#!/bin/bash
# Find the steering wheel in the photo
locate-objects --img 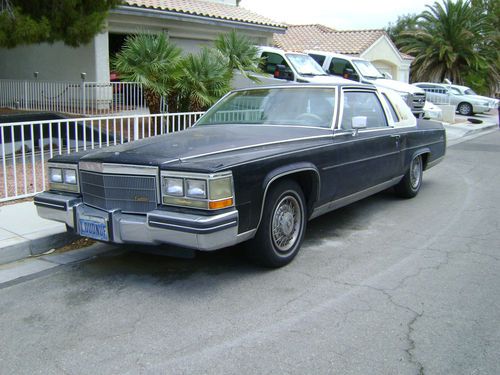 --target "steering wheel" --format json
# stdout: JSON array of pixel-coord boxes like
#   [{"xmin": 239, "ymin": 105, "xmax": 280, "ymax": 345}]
[{"xmin": 296, "ymin": 112, "xmax": 323, "ymax": 123}]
